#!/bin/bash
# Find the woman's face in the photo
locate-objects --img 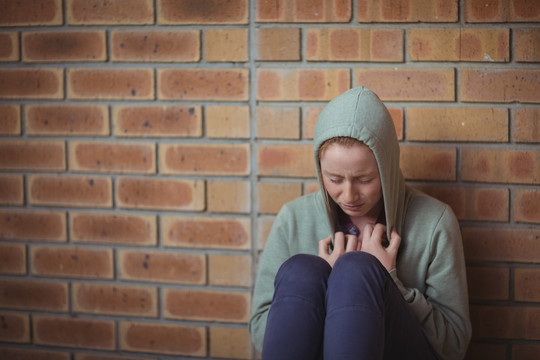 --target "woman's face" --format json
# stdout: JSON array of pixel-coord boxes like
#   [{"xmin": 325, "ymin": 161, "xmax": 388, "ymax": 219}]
[{"xmin": 320, "ymin": 142, "xmax": 383, "ymax": 222}]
